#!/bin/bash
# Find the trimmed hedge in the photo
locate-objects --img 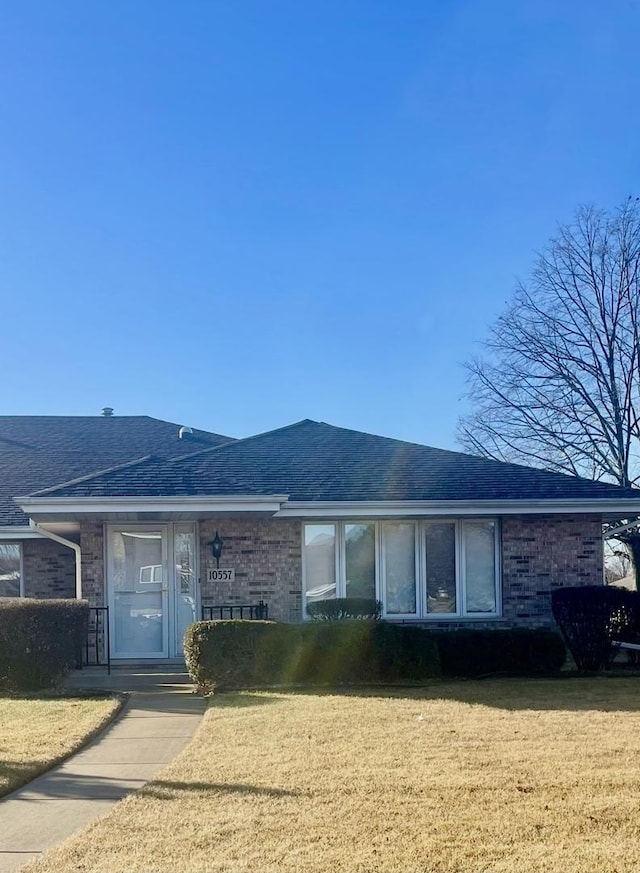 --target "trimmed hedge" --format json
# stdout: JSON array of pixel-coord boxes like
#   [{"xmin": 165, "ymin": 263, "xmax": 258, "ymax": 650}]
[
  {"xmin": 184, "ymin": 620, "xmax": 441, "ymax": 691},
  {"xmin": 435, "ymin": 628, "xmax": 566, "ymax": 677},
  {"xmin": 306, "ymin": 598, "xmax": 382, "ymax": 621},
  {"xmin": 184, "ymin": 621, "xmax": 566, "ymax": 691},
  {"xmin": 0, "ymin": 599, "xmax": 89, "ymax": 691}
]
